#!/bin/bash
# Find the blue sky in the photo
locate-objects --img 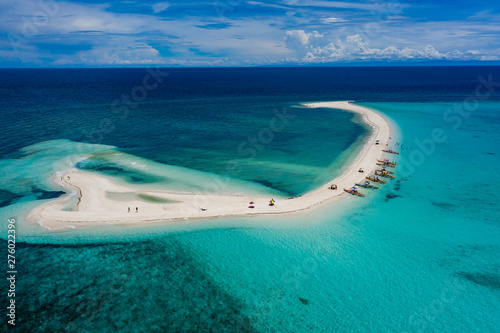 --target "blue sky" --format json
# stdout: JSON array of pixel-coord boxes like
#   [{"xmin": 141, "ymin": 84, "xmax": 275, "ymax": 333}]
[{"xmin": 0, "ymin": 0, "xmax": 499, "ymax": 67}]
